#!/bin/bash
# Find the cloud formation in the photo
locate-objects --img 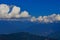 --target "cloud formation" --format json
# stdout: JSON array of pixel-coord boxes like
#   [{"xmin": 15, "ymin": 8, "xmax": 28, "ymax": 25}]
[
  {"xmin": 0, "ymin": 4, "xmax": 30, "ymax": 18},
  {"xmin": 9, "ymin": 6, "xmax": 20, "ymax": 18},
  {"xmin": 30, "ymin": 14, "xmax": 60, "ymax": 23},
  {"xmin": 37, "ymin": 14, "xmax": 60, "ymax": 23},
  {"xmin": 0, "ymin": 4, "xmax": 60, "ymax": 23},
  {"xmin": 31, "ymin": 16, "xmax": 37, "ymax": 22}
]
